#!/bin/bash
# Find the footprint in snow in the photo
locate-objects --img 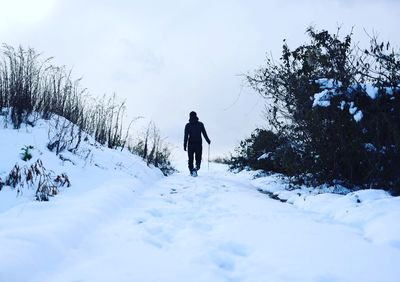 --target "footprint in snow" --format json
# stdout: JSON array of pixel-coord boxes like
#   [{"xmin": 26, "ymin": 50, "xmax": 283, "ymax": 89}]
[
  {"xmin": 192, "ymin": 221, "xmax": 213, "ymax": 232},
  {"xmin": 164, "ymin": 198, "xmax": 176, "ymax": 204},
  {"xmin": 143, "ymin": 236, "xmax": 164, "ymax": 249},
  {"xmin": 214, "ymin": 256, "xmax": 235, "ymax": 272},
  {"xmin": 209, "ymin": 241, "xmax": 250, "ymax": 276},
  {"xmin": 219, "ymin": 242, "xmax": 250, "ymax": 257},
  {"xmin": 142, "ymin": 225, "xmax": 173, "ymax": 249},
  {"xmin": 147, "ymin": 209, "xmax": 163, "ymax": 218},
  {"xmin": 136, "ymin": 219, "xmax": 145, "ymax": 225}
]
